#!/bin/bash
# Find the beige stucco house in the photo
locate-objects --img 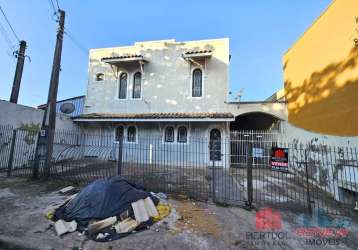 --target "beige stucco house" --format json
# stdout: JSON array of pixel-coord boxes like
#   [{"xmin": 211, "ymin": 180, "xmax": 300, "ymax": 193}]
[{"xmin": 73, "ymin": 38, "xmax": 235, "ymax": 165}]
